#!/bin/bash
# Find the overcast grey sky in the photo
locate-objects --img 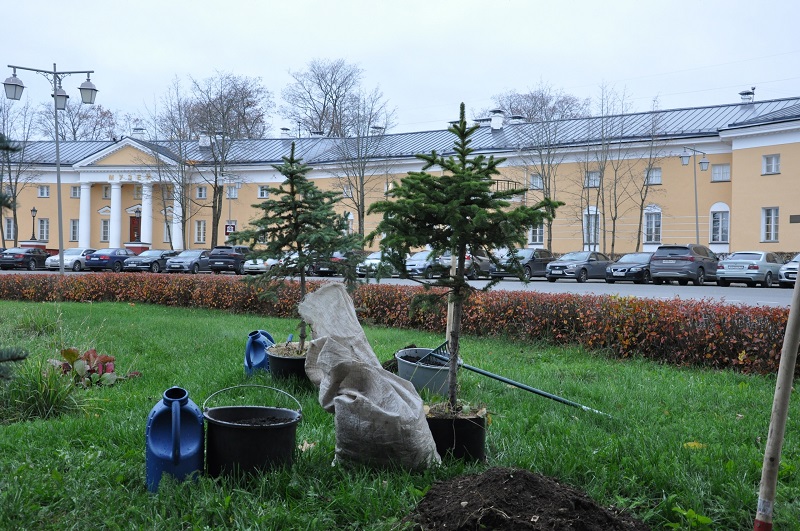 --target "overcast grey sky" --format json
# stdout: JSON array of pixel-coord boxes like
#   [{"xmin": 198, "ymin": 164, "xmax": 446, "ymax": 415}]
[{"xmin": 3, "ymin": 0, "xmax": 799, "ymax": 135}]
